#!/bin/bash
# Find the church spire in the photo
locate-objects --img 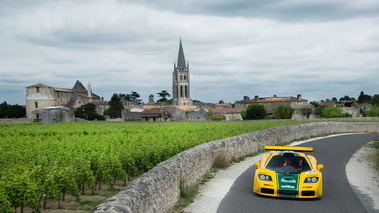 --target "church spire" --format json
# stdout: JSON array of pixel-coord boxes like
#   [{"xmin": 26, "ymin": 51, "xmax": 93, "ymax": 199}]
[{"xmin": 177, "ymin": 38, "xmax": 187, "ymax": 70}]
